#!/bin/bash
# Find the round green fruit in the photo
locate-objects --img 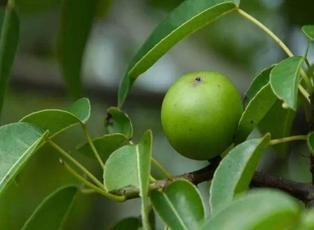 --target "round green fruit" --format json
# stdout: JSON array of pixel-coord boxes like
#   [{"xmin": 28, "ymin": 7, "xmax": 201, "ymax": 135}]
[{"xmin": 161, "ymin": 71, "xmax": 243, "ymax": 160}]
